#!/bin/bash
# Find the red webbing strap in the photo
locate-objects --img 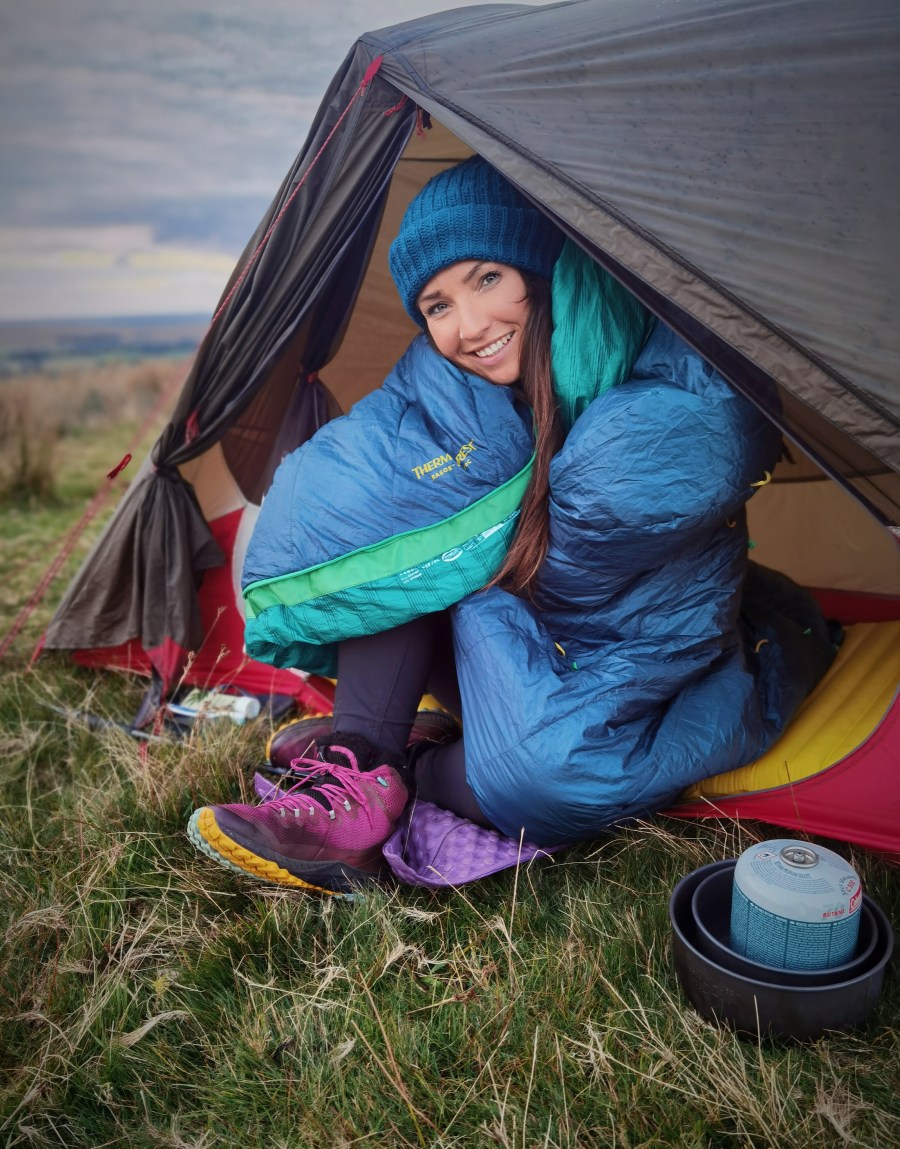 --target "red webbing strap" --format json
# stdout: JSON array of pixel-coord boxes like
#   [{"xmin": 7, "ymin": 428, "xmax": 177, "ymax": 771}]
[
  {"xmin": 209, "ymin": 55, "xmax": 384, "ymax": 329},
  {"xmin": 181, "ymin": 56, "xmax": 385, "ymax": 445}
]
